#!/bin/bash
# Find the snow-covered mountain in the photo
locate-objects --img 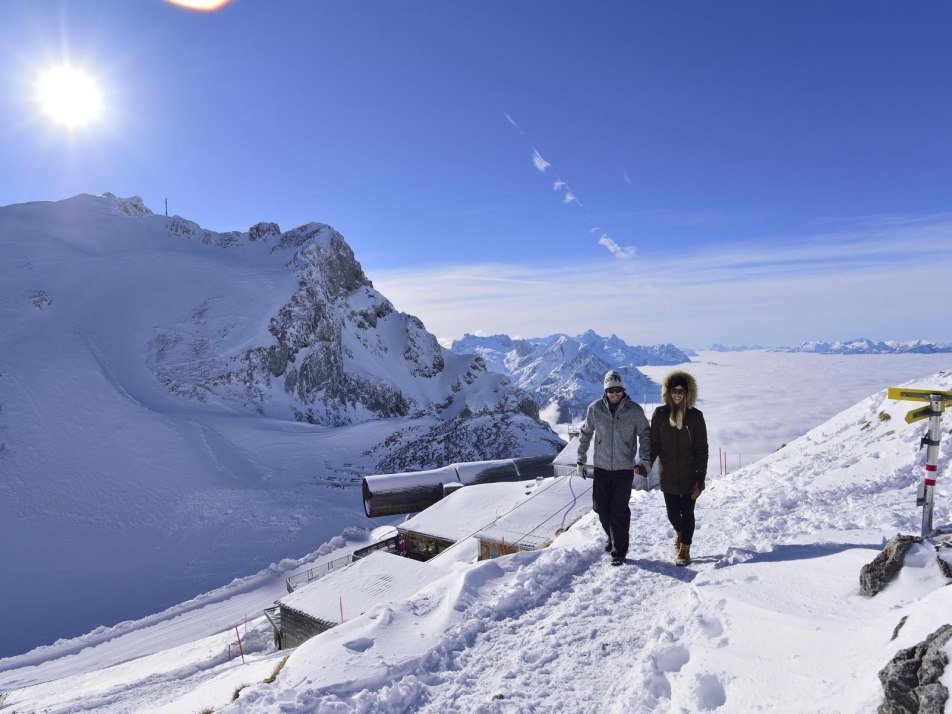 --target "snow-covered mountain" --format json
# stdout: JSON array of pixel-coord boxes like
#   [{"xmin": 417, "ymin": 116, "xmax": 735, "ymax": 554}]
[
  {"xmin": 0, "ymin": 193, "xmax": 560, "ymax": 658},
  {"xmin": 708, "ymin": 342, "xmax": 767, "ymax": 352},
  {"xmin": 710, "ymin": 339, "xmax": 952, "ymax": 354},
  {"xmin": 451, "ymin": 330, "xmax": 690, "ymax": 423},
  {"xmin": 3, "ymin": 369, "xmax": 950, "ymax": 712},
  {"xmin": 785, "ymin": 338, "xmax": 952, "ymax": 354}
]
